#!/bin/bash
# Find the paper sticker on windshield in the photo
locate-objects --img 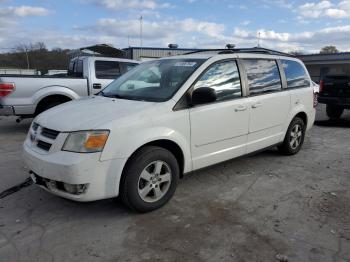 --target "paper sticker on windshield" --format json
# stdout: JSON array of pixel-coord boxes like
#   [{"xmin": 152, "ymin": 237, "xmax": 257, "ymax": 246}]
[{"xmin": 174, "ymin": 62, "xmax": 197, "ymax": 67}]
